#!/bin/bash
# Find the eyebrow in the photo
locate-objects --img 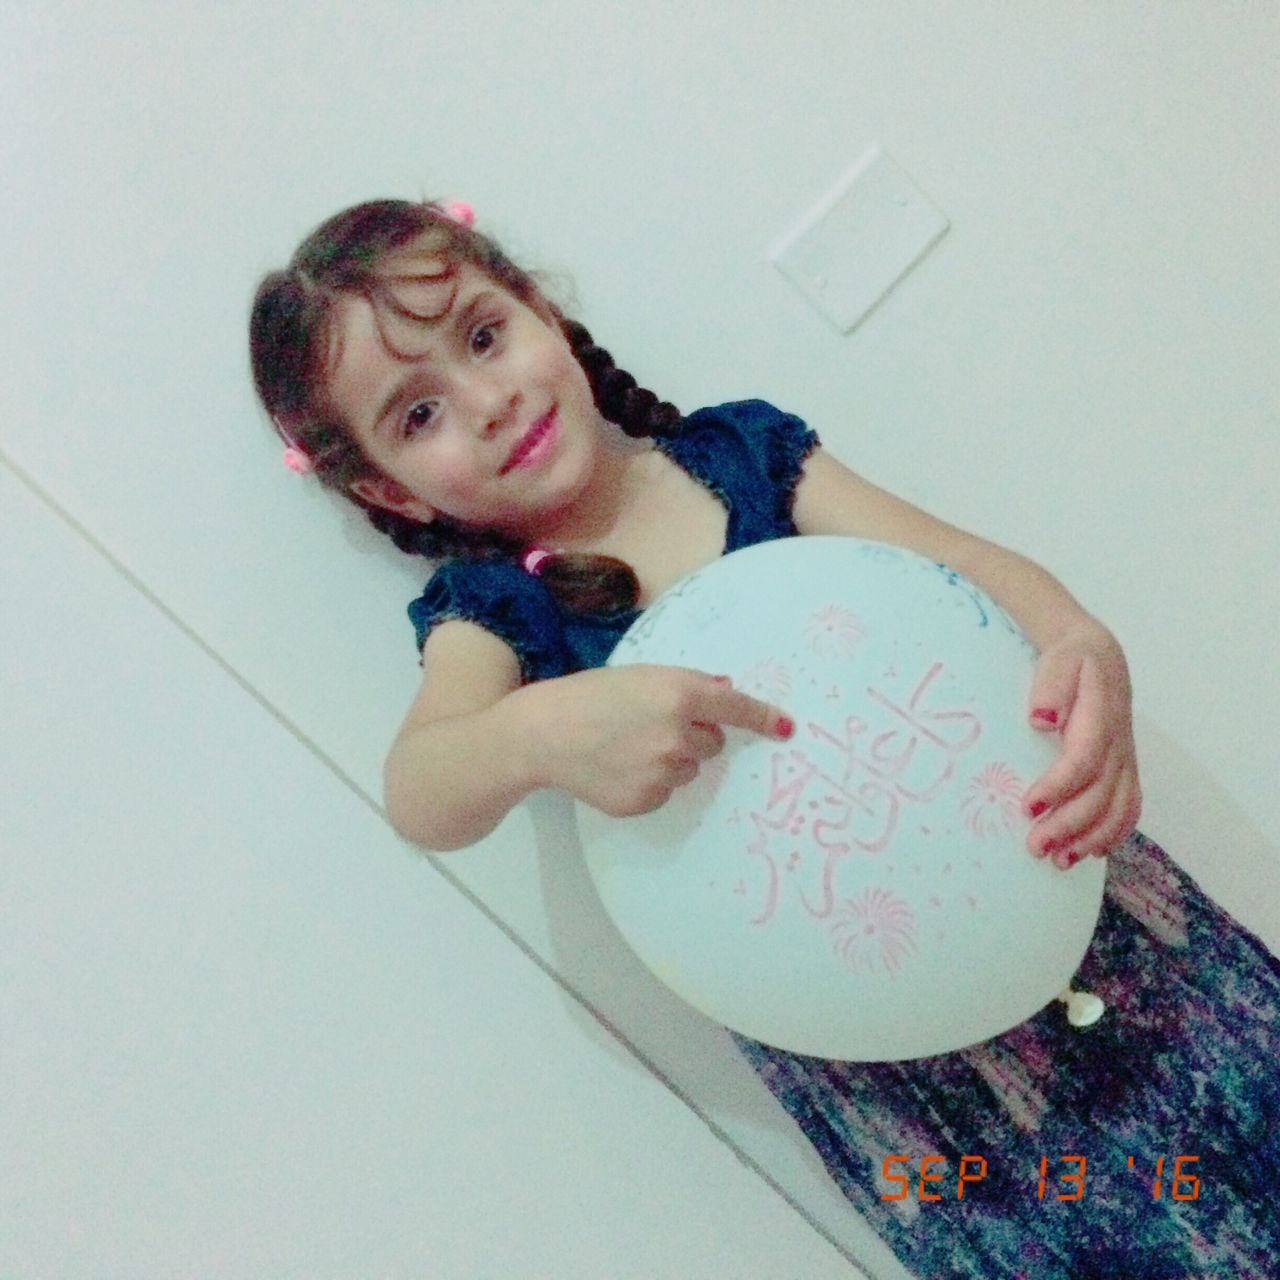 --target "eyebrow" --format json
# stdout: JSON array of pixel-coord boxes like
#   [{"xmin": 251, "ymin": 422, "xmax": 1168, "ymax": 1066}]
[{"xmin": 371, "ymin": 289, "xmax": 501, "ymax": 441}]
